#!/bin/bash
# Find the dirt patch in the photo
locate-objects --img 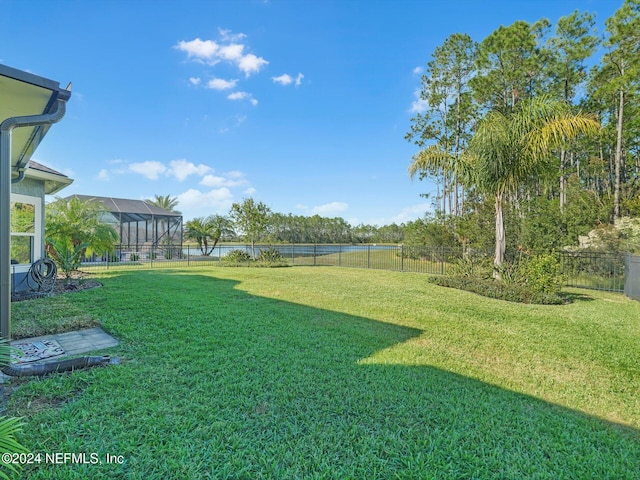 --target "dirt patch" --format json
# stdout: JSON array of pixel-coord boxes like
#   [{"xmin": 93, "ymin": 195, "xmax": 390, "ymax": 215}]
[{"xmin": 51, "ymin": 277, "xmax": 103, "ymax": 296}]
